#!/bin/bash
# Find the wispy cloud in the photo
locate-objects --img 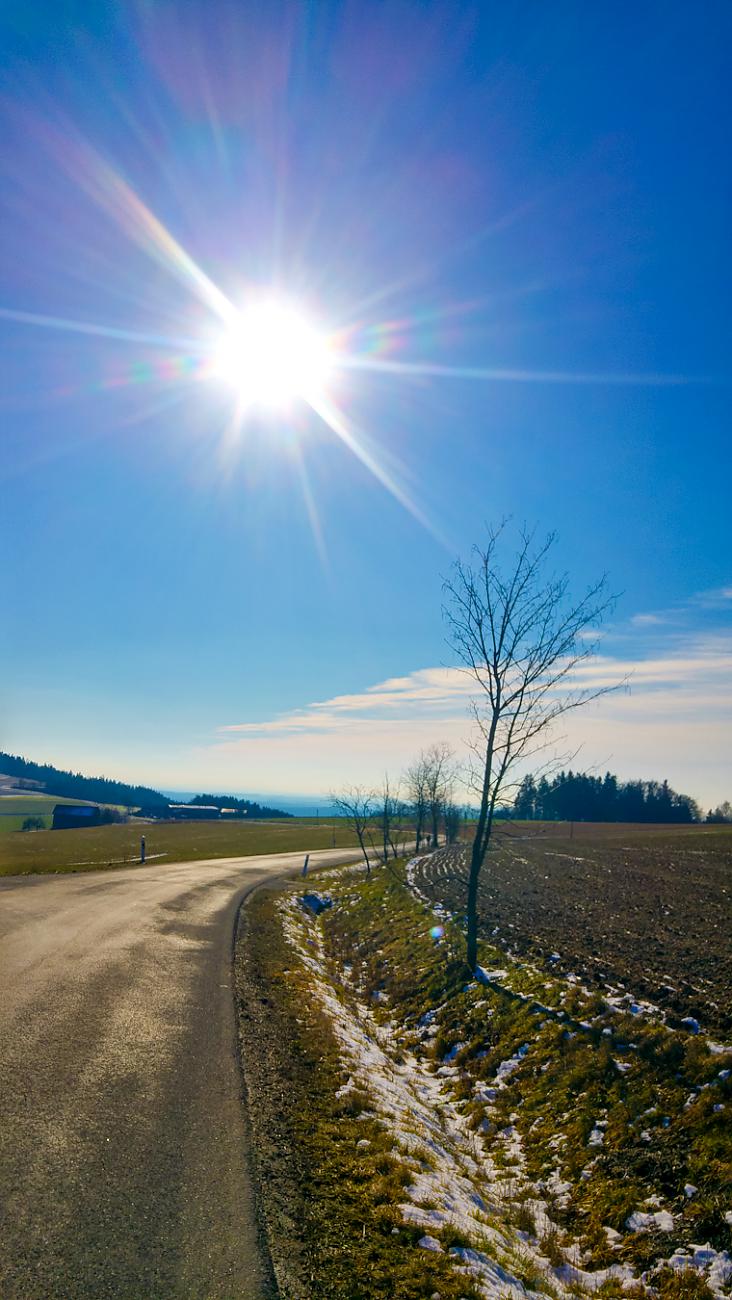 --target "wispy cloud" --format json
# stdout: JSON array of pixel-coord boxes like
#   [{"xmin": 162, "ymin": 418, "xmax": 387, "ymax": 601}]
[
  {"xmin": 219, "ymin": 639, "xmax": 732, "ymax": 739},
  {"xmin": 205, "ymin": 631, "xmax": 732, "ymax": 804},
  {"xmin": 694, "ymin": 585, "xmax": 732, "ymax": 610},
  {"xmin": 568, "ymin": 642, "xmax": 732, "ymax": 691},
  {"xmin": 630, "ymin": 612, "xmax": 671, "ymax": 627},
  {"xmin": 218, "ymin": 666, "xmax": 474, "ymax": 736},
  {"xmin": 627, "ymin": 584, "xmax": 732, "ymax": 630}
]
